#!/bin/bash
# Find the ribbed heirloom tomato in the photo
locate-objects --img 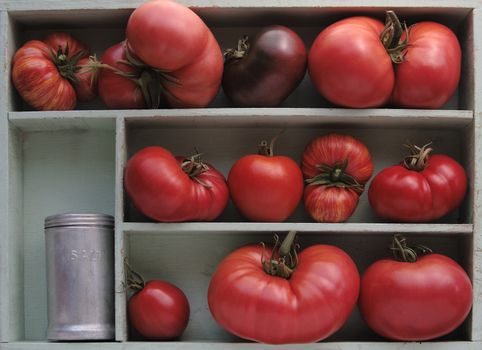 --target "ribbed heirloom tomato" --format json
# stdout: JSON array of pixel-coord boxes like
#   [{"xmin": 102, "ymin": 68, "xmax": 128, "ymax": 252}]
[
  {"xmin": 98, "ymin": 0, "xmax": 223, "ymax": 109},
  {"xmin": 12, "ymin": 32, "xmax": 97, "ymax": 110},
  {"xmin": 208, "ymin": 231, "xmax": 360, "ymax": 344},
  {"xmin": 368, "ymin": 143, "xmax": 467, "ymax": 222},
  {"xmin": 309, "ymin": 11, "xmax": 461, "ymax": 108},
  {"xmin": 360, "ymin": 235, "xmax": 472, "ymax": 341},
  {"xmin": 124, "ymin": 146, "xmax": 229, "ymax": 222},
  {"xmin": 301, "ymin": 134, "xmax": 373, "ymax": 222}
]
